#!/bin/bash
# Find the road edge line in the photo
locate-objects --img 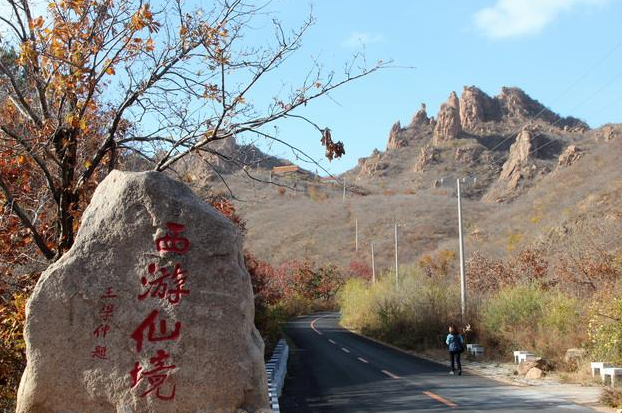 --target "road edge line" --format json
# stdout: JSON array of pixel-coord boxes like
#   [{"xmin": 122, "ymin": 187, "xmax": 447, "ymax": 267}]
[{"xmin": 310, "ymin": 313, "xmax": 334, "ymax": 336}]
